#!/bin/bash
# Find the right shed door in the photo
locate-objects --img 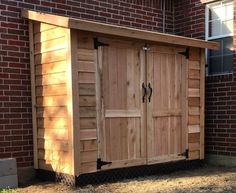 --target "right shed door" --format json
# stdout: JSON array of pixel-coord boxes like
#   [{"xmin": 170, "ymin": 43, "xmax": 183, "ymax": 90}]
[{"xmin": 146, "ymin": 46, "xmax": 188, "ymax": 164}]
